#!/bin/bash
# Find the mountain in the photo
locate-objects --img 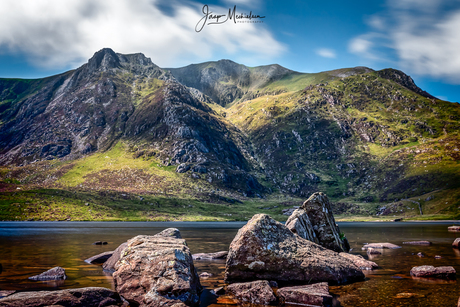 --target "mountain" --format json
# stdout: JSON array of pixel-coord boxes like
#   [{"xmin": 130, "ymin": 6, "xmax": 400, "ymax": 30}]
[{"xmin": 0, "ymin": 48, "xmax": 459, "ymax": 222}]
